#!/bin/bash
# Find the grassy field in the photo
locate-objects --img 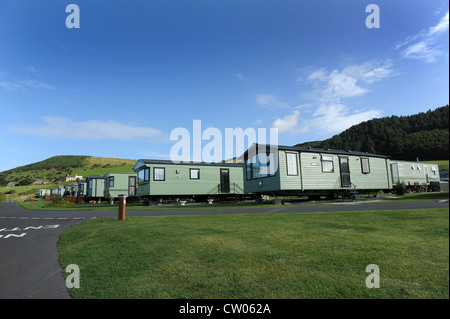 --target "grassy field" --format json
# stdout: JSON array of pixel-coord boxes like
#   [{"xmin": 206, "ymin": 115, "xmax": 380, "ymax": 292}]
[
  {"xmin": 0, "ymin": 155, "xmax": 135, "ymax": 189},
  {"xmin": 58, "ymin": 208, "xmax": 449, "ymax": 299},
  {"xmin": 0, "ymin": 184, "xmax": 59, "ymax": 203}
]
